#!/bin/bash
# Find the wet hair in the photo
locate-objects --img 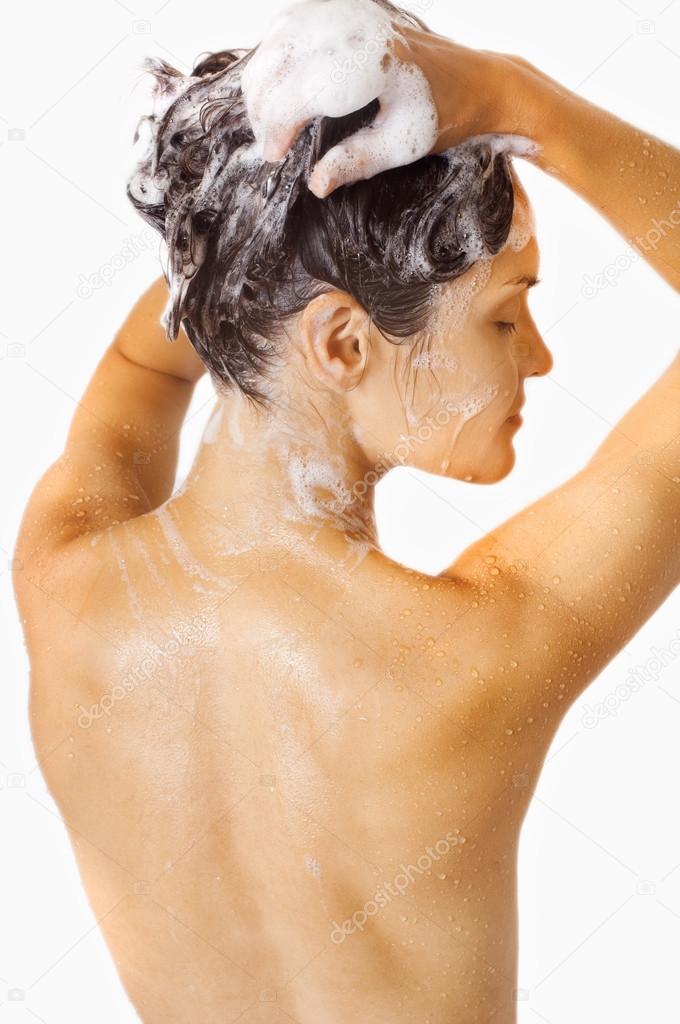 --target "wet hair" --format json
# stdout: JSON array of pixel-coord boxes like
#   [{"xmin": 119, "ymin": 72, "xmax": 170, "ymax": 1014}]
[{"xmin": 126, "ymin": 0, "xmax": 516, "ymax": 403}]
